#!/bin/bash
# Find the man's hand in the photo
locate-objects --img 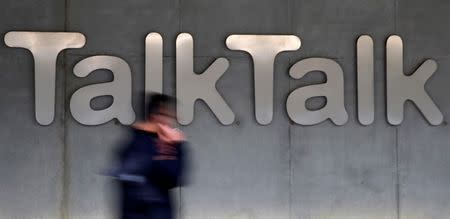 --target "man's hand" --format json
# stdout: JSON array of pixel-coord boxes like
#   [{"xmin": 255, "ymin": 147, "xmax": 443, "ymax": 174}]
[{"xmin": 158, "ymin": 124, "xmax": 185, "ymax": 143}]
